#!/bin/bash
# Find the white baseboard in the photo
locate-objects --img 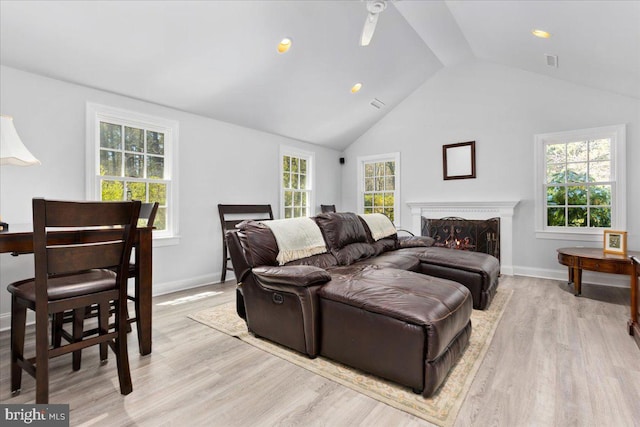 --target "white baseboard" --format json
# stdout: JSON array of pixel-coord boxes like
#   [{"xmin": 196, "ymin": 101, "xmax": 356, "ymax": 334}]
[
  {"xmin": 512, "ymin": 265, "xmax": 630, "ymax": 288},
  {"xmin": 0, "ymin": 270, "xmax": 236, "ymax": 332}
]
